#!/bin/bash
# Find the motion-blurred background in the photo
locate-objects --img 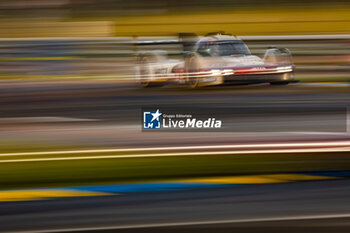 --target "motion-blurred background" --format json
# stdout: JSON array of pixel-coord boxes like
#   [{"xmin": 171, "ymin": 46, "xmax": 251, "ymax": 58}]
[{"xmin": 0, "ymin": 0, "xmax": 349, "ymax": 81}]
